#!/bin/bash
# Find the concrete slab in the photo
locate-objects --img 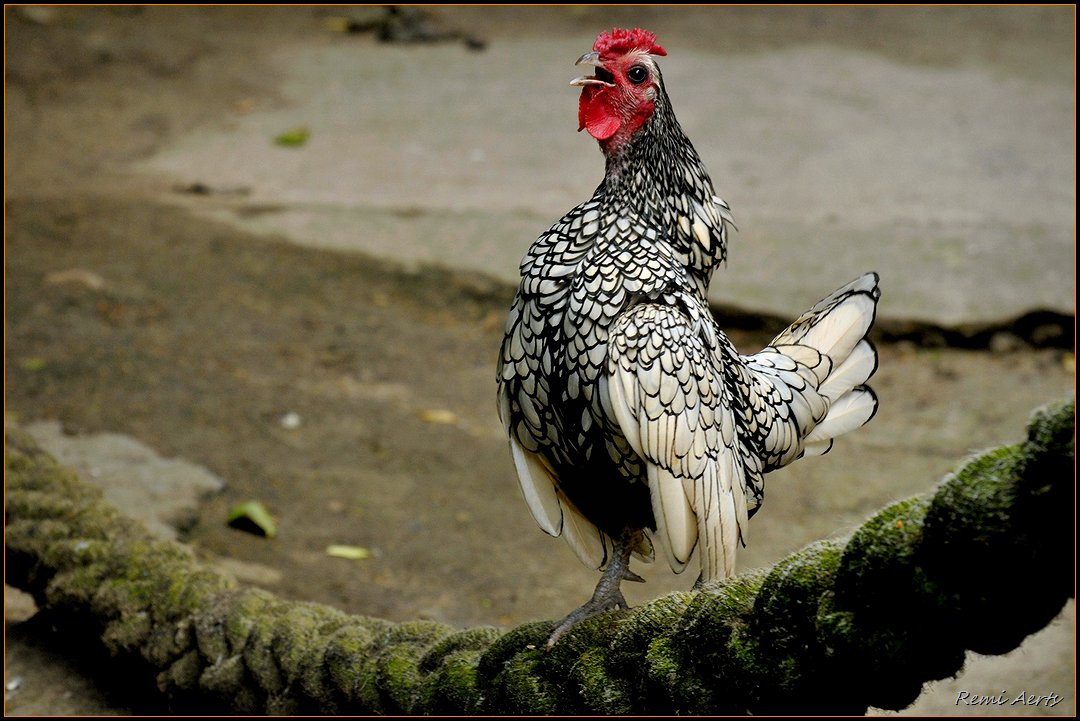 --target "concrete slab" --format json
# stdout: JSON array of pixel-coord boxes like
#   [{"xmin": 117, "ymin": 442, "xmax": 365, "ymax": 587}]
[{"xmin": 135, "ymin": 24, "xmax": 1073, "ymax": 326}]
